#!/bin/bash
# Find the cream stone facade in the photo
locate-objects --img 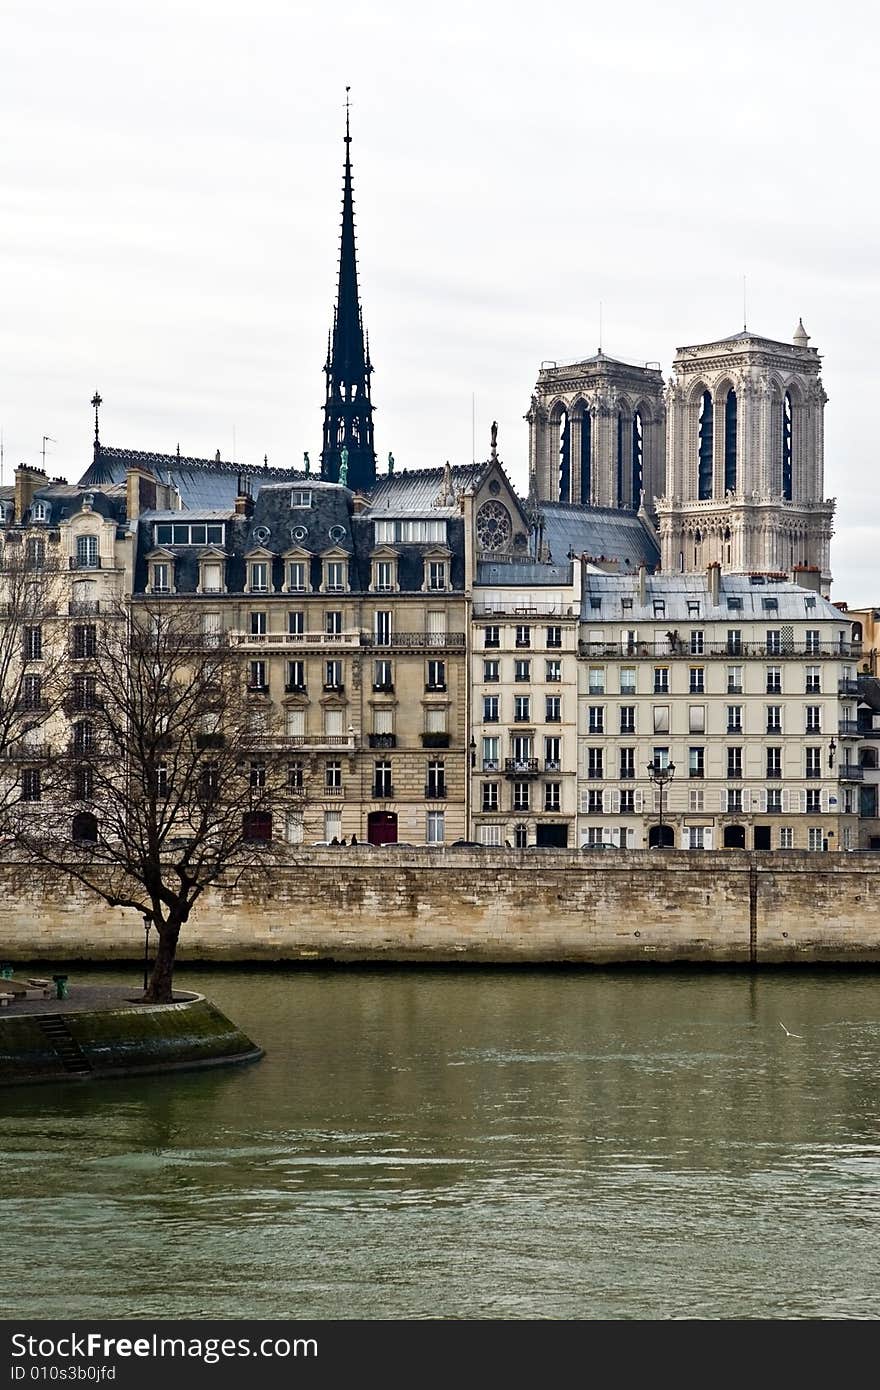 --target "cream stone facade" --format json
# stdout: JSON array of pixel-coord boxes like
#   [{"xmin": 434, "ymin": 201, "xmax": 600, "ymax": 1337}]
[
  {"xmin": 657, "ymin": 324, "xmax": 834, "ymax": 592},
  {"xmin": 575, "ymin": 566, "xmax": 861, "ymax": 852}
]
